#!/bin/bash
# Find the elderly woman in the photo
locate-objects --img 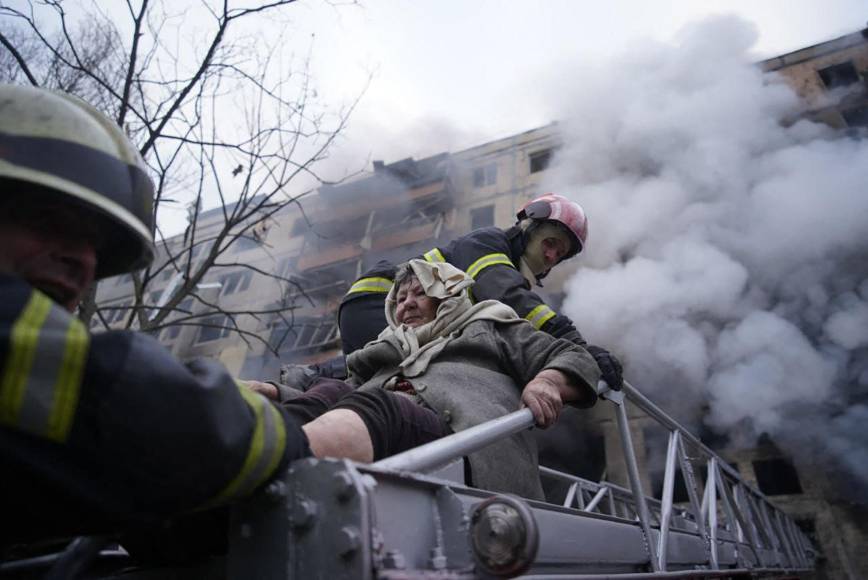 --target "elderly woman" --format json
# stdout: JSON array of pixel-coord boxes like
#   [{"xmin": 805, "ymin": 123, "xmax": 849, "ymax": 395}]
[{"xmin": 257, "ymin": 259, "xmax": 600, "ymax": 499}]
